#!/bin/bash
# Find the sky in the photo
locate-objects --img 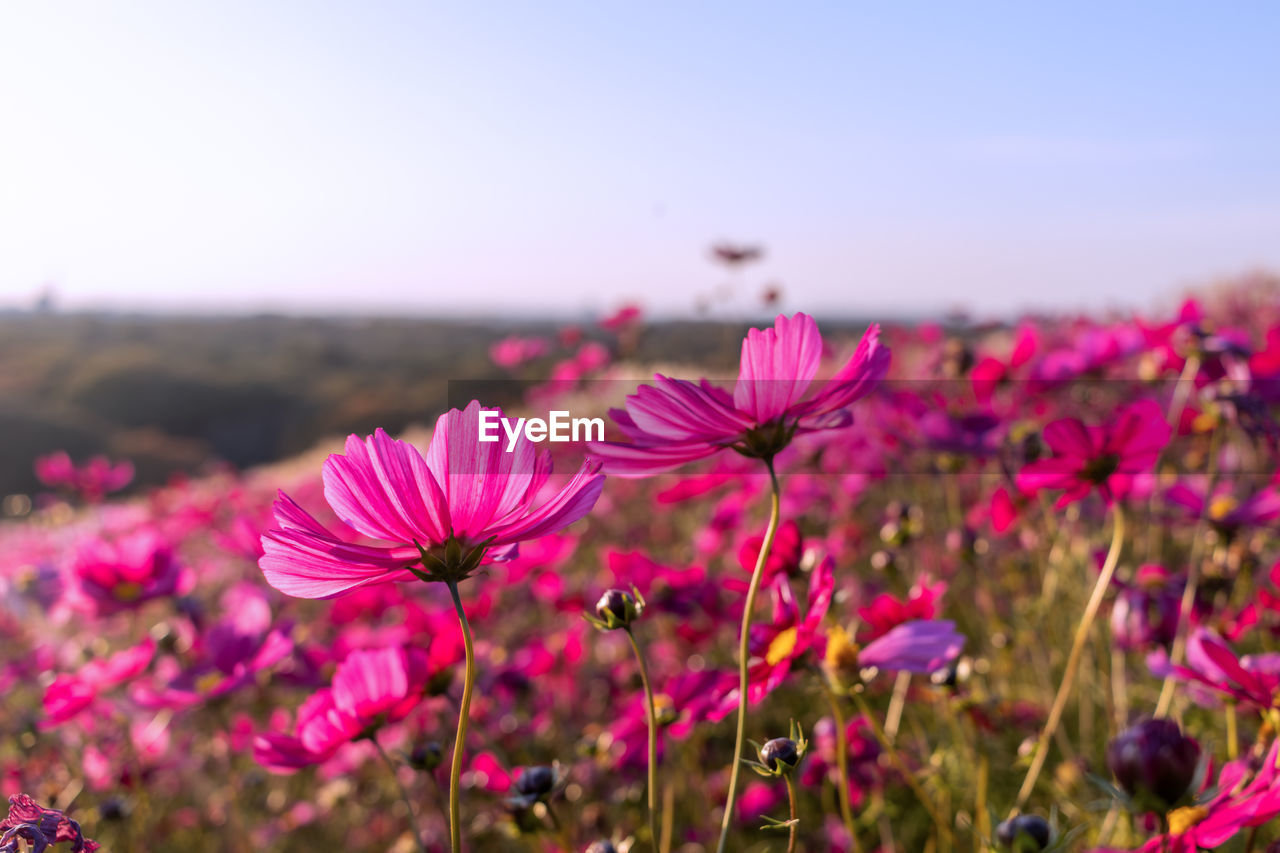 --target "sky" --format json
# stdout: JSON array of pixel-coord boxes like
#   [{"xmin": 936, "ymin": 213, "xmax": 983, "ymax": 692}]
[{"xmin": 1, "ymin": 2, "xmax": 1278, "ymax": 319}]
